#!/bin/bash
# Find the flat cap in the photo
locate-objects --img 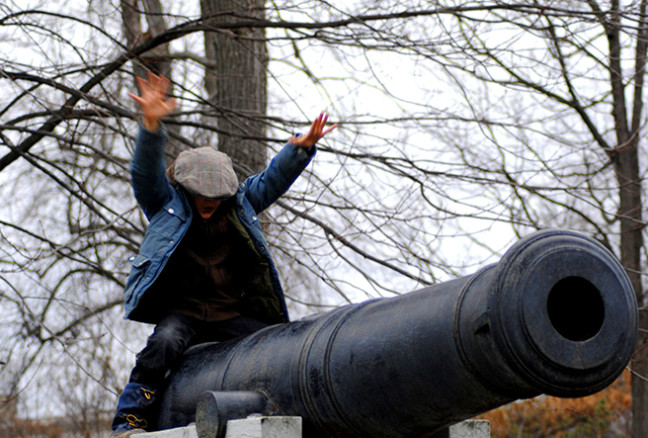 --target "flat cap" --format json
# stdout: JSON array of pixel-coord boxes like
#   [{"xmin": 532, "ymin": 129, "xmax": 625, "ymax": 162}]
[{"xmin": 174, "ymin": 147, "xmax": 238, "ymax": 200}]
